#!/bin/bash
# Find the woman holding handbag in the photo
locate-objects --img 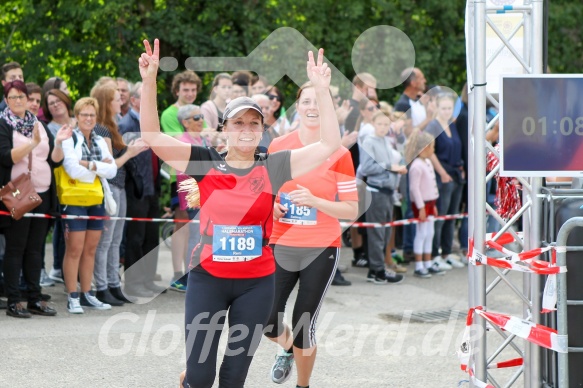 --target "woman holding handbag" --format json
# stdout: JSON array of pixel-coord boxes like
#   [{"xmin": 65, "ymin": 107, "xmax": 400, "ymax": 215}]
[
  {"xmin": 0, "ymin": 80, "xmax": 72, "ymax": 318},
  {"xmin": 60, "ymin": 97, "xmax": 117, "ymax": 314}
]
